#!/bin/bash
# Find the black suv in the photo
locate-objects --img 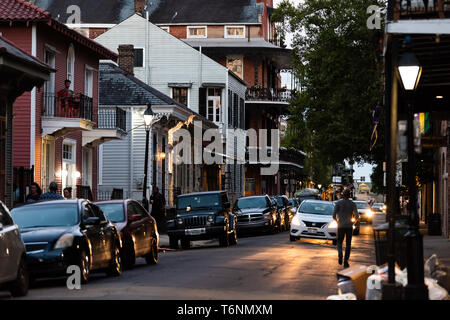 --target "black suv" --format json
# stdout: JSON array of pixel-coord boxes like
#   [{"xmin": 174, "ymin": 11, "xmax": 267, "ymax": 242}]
[{"xmin": 166, "ymin": 191, "xmax": 238, "ymax": 250}]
